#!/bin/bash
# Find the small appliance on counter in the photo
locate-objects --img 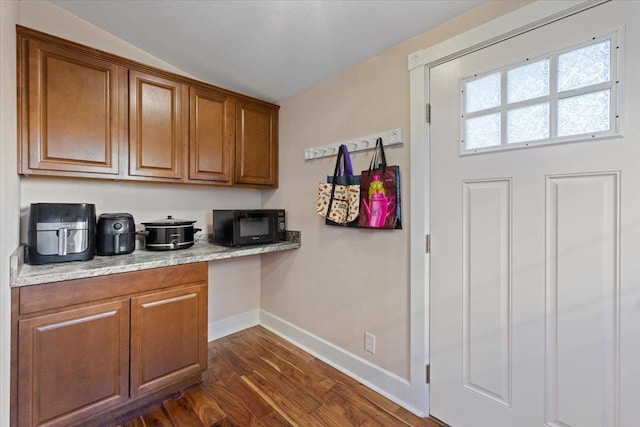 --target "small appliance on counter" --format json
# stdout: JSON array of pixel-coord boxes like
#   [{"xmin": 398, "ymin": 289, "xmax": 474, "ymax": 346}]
[
  {"xmin": 96, "ymin": 213, "xmax": 136, "ymax": 256},
  {"xmin": 26, "ymin": 203, "xmax": 96, "ymax": 265},
  {"xmin": 140, "ymin": 216, "xmax": 201, "ymax": 251},
  {"xmin": 212, "ymin": 209, "xmax": 285, "ymax": 247}
]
